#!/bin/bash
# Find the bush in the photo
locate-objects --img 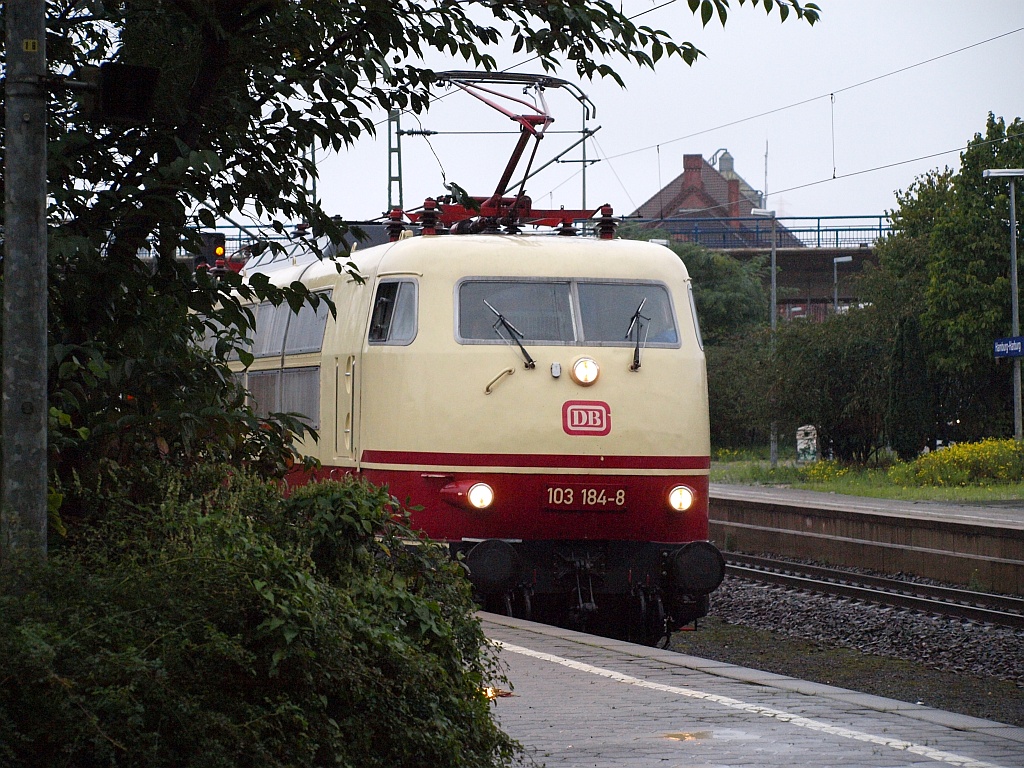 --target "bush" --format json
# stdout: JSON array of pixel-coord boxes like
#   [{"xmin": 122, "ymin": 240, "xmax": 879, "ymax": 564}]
[
  {"xmin": 0, "ymin": 466, "xmax": 520, "ymax": 768},
  {"xmin": 799, "ymin": 459, "xmax": 851, "ymax": 483},
  {"xmin": 887, "ymin": 438, "xmax": 1024, "ymax": 487}
]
